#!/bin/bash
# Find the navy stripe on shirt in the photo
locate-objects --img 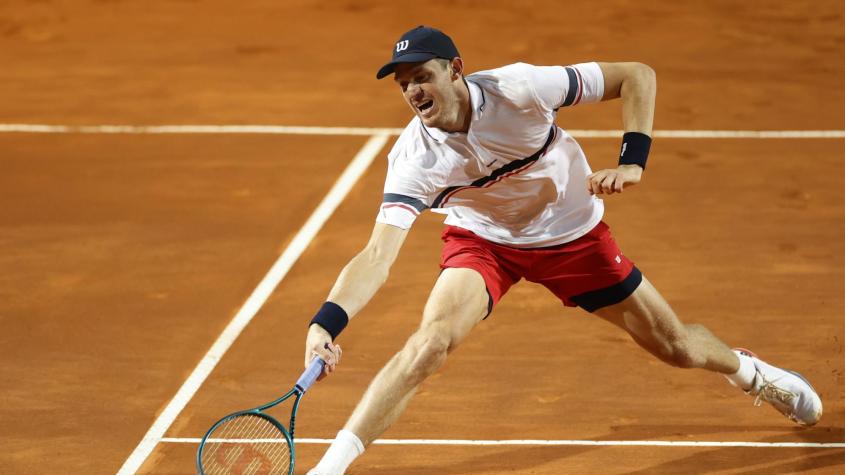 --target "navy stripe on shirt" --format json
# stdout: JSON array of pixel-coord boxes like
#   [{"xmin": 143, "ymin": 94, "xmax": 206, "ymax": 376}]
[
  {"xmin": 431, "ymin": 125, "xmax": 557, "ymax": 209},
  {"xmin": 383, "ymin": 193, "xmax": 428, "ymax": 212},
  {"xmin": 561, "ymin": 67, "xmax": 580, "ymax": 107}
]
